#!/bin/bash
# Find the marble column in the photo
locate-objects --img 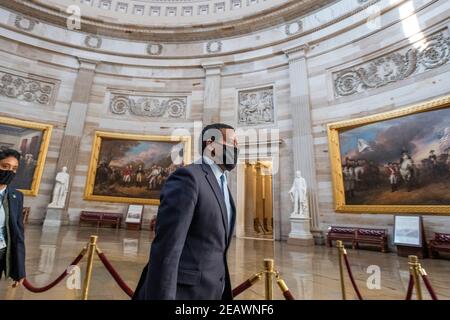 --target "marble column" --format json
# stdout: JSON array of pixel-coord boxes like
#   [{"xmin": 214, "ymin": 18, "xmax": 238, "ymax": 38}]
[
  {"xmin": 44, "ymin": 58, "xmax": 98, "ymax": 227},
  {"xmin": 202, "ymin": 62, "xmax": 223, "ymax": 124},
  {"xmin": 283, "ymin": 45, "xmax": 323, "ymax": 243}
]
